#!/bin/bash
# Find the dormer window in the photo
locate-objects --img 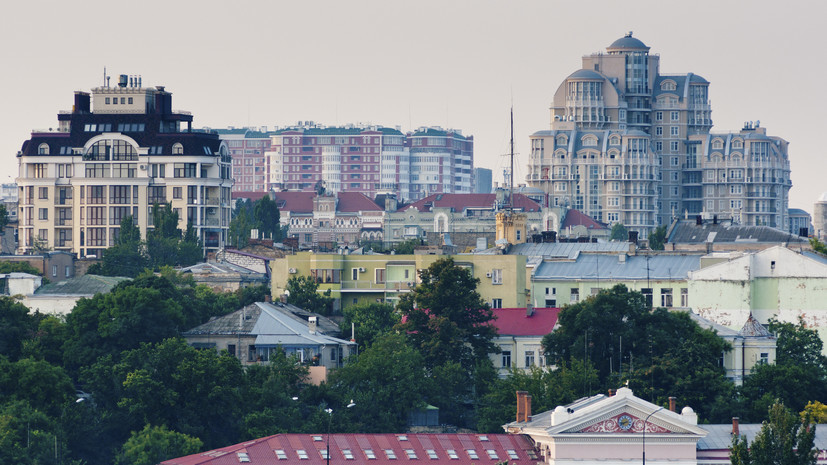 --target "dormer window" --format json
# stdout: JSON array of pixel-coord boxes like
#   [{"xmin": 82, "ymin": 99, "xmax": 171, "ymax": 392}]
[
  {"xmin": 712, "ymin": 139, "xmax": 724, "ymax": 150},
  {"xmin": 172, "ymin": 143, "xmax": 184, "ymax": 155},
  {"xmin": 660, "ymin": 80, "xmax": 677, "ymax": 91},
  {"xmin": 38, "ymin": 143, "xmax": 49, "ymax": 155}
]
